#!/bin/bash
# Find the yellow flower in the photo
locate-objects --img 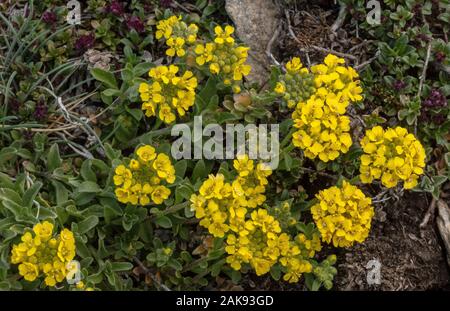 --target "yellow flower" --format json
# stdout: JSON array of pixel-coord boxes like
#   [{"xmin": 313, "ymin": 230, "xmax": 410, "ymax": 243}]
[
  {"xmin": 155, "ymin": 16, "xmax": 198, "ymax": 57},
  {"xmin": 214, "ymin": 25, "xmax": 235, "ymax": 44},
  {"xmin": 311, "ymin": 181, "xmax": 374, "ymax": 247},
  {"xmin": 136, "ymin": 145, "xmax": 156, "ymax": 162},
  {"xmin": 359, "ymin": 126, "xmax": 425, "ymax": 189},
  {"xmin": 18, "ymin": 262, "xmax": 39, "ymax": 281},
  {"xmin": 286, "ymin": 57, "xmax": 303, "ymax": 74},
  {"xmin": 166, "ymin": 37, "xmax": 186, "ymax": 57},
  {"xmin": 275, "ymin": 56, "xmax": 316, "ymax": 108},
  {"xmin": 292, "ymin": 90, "xmax": 352, "ymax": 162},
  {"xmin": 114, "ymin": 145, "xmax": 175, "ymax": 206},
  {"xmin": 11, "ymin": 222, "xmax": 77, "ymax": 287},
  {"xmin": 140, "ymin": 65, "xmax": 197, "ymax": 124},
  {"xmin": 274, "ymin": 82, "xmax": 286, "ymax": 94},
  {"xmin": 113, "ymin": 165, "xmax": 132, "ymax": 186},
  {"xmin": 33, "ymin": 221, "xmax": 53, "ymax": 241},
  {"xmin": 43, "ymin": 261, "xmax": 66, "ymax": 286},
  {"xmin": 233, "ymin": 154, "xmax": 254, "ymax": 177},
  {"xmin": 129, "ymin": 159, "xmax": 140, "ymax": 170},
  {"xmin": 153, "ymin": 153, "xmax": 176, "ymax": 183},
  {"xmin": 151, "ymin": 185, "xmax": 171, "ymax": 204},
  {"xmin": 194, "ymin": 43, "xmax": 214, "ymax": 65},
  {"xmin": 209, "ymin": 63, "xmax": 220, "ymax": 74},
  {"xmin": 193, "ymin": 23, "xmax": 250, "ymax": 93},
  {"xmin": 57, "ymin": 240, "xmax": 76, "ymax": 262},
  {"xmin": 324, "ymin": 54, "xmax": 345, "ymax": 68},
  {"xmin": 76, "ymin": 281, "xmax": 85, "ymax": 289}
]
